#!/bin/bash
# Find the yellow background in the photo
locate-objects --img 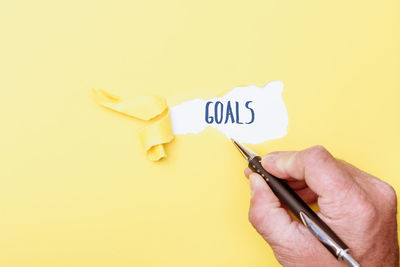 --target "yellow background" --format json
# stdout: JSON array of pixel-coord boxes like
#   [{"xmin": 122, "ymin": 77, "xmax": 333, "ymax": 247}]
[{"xmin": 1, "ymin": 1, "xmax": 399, "ymax": 266}]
